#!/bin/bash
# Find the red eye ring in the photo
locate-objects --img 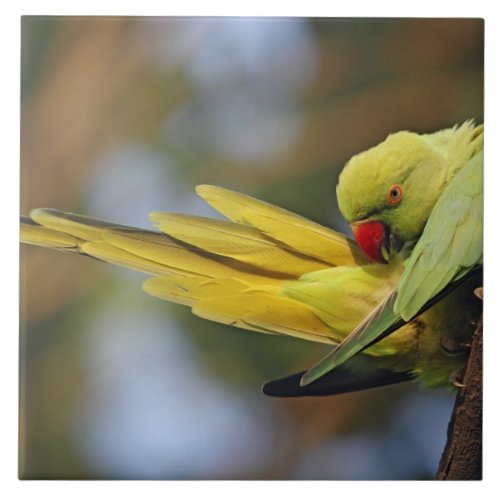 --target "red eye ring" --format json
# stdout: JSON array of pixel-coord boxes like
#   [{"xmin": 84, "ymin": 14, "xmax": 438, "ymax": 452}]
[{"xmin": 387, "ymin": 184, "xmax": 403, "ymax": 205}]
